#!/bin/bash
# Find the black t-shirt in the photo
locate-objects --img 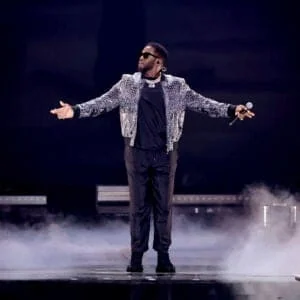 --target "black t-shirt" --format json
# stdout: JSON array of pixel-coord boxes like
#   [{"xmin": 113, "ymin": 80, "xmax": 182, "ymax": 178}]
[{"xmin": 134, "ymin": 81, "xmax": 167, "ymax": 150}]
